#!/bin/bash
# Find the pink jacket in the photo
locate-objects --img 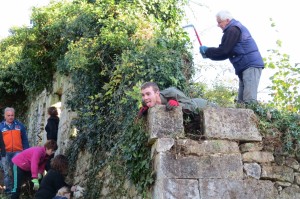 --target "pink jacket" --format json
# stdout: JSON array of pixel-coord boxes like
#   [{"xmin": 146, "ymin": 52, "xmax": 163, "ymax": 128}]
[{"xmin": 12, "ymin": 146, "xmax": 49, "ymax": 179}]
